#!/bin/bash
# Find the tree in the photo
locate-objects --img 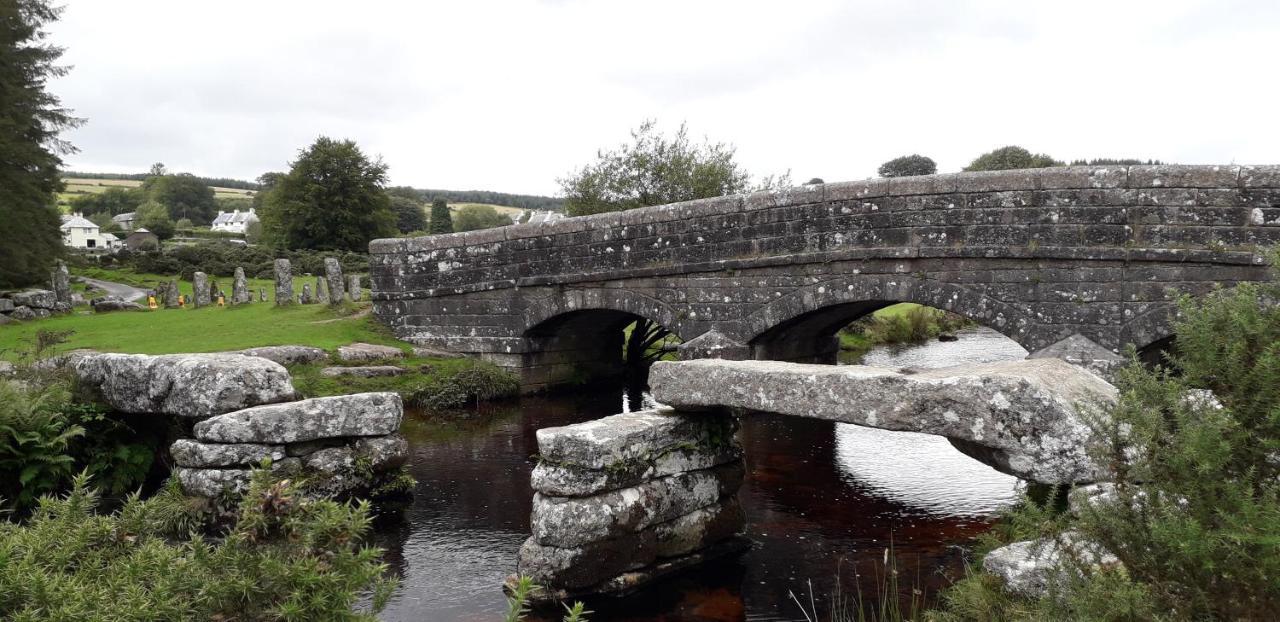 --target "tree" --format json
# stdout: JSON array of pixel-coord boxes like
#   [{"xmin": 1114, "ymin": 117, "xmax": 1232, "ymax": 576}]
[
  {"xmin": 452, "ymin": 204, "xmax": 510, "ymax": 232},
  {"xmin": 136, "ymin": 200, "xmax": 174, "ymax": 240},
  {"xmin": 878, "ymin": 154, "xmax": 937, "ymax": 177},
  {"xmin": 0, "ymin": 0, "xmax": 80, "ymax": 289},
  {"xmin": 963, "ymin": 146, "xmax": 1062, "ymax": 172},
  {"xmin": 258, "ymin": 137, "xmax": 397, "ymax": 252},
  {"xmin": 148, "ymin": 162, "xmax": 166, "ymax": 176},
  {"xmin": 559, "ymin": 120, "xmax": 753, "ymax": 217},
  {"xmin": 390, "ymin": 195, "xmax": 427, "ymax": 233},
  {"xmin": 143, "ymin": 174, "xmax": 218, "ymax": 224},
  {"xmin": 428, "ymin": 198, "xmax": 453, "ymax": 234},
  {"xmin": 68, "ymin": 186, "xmax": 143, "ymax": 217}
]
